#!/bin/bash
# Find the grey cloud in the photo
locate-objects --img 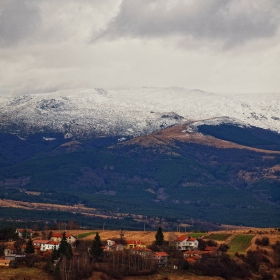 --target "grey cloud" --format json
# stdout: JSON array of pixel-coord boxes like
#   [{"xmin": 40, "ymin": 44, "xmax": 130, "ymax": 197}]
[
  {"xmin": 0, "ymin": 0, "xmax": 41, "ymax": 47},
  {"xmin": 94, "ymin": 0, "xmax": 280, "ymax": 47}
]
